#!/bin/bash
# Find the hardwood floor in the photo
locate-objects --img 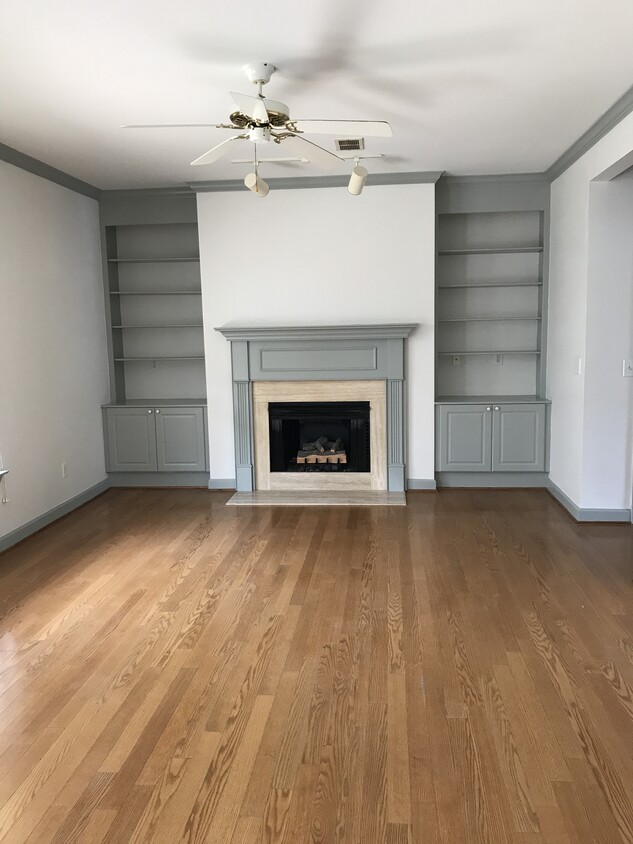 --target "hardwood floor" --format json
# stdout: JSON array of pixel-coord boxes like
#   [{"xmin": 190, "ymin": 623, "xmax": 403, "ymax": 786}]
[{"xmin": 0, "ymin": 489, "xmax": 632, "ymax": 843}]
